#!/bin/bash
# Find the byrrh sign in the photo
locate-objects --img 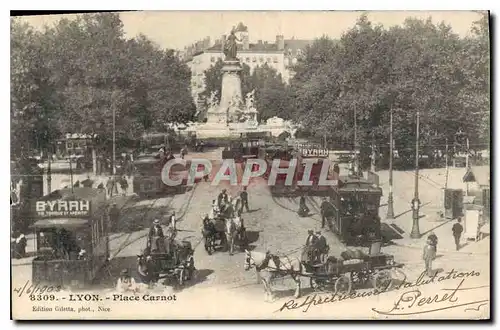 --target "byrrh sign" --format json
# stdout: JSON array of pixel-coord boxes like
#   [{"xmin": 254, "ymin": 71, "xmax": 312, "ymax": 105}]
[{"xmin": 35, "ymin": 200, "xmax": 91, "ymax": 218}]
